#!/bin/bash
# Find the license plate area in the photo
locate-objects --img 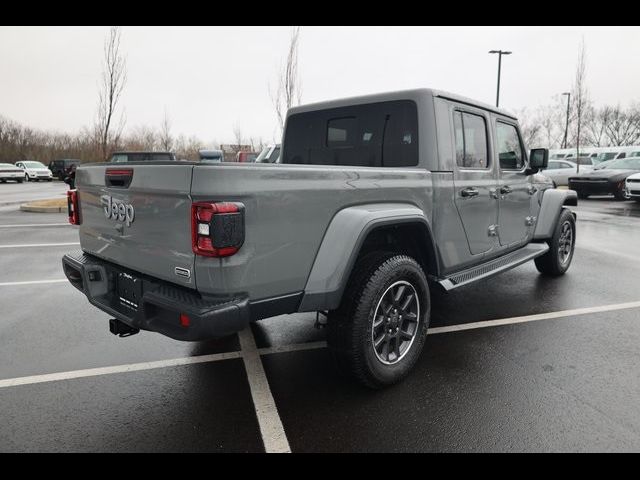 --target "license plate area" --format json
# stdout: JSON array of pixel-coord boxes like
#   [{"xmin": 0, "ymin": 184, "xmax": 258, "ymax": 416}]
[{"xmin": 117, "ymin": 272, "xmax": 143, "ymax": 310}]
